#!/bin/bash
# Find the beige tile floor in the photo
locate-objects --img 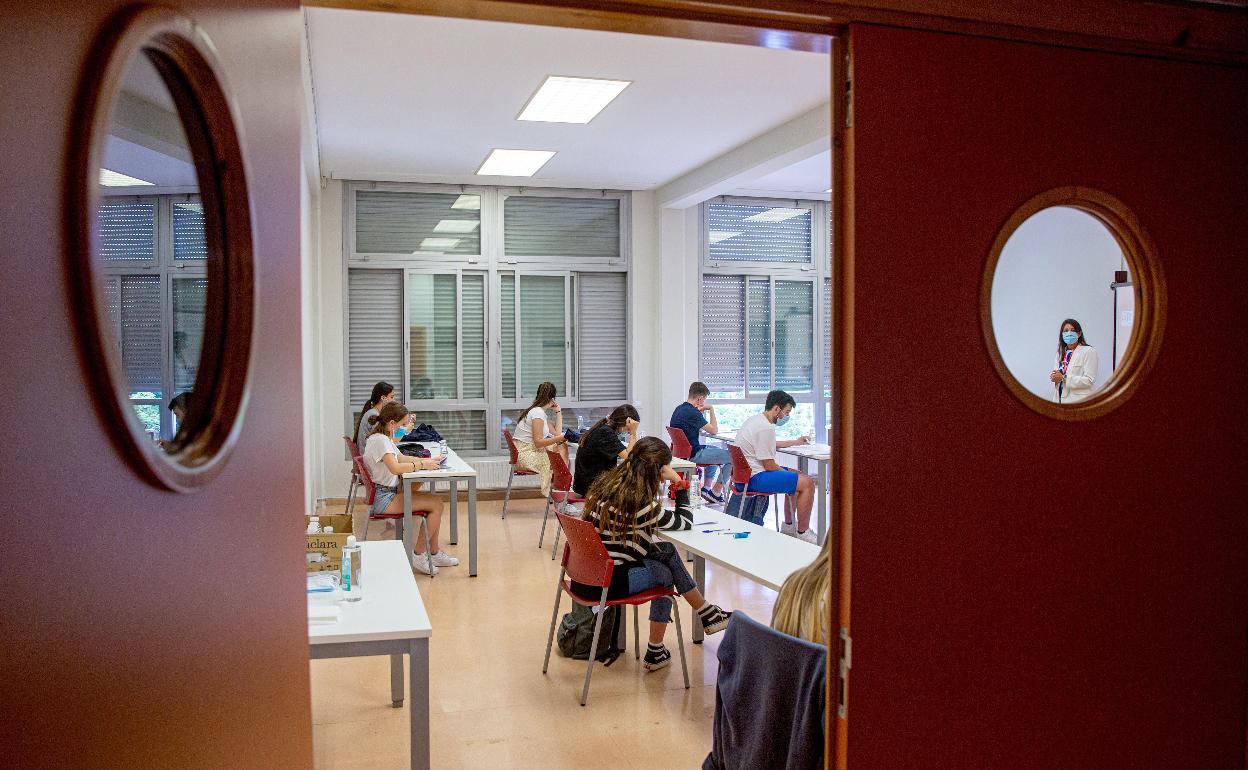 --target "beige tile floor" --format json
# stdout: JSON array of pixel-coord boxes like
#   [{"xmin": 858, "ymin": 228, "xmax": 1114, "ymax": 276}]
[{"xmin": 309, "ymin": 496, "xmax": 779, "ymax": 769}]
